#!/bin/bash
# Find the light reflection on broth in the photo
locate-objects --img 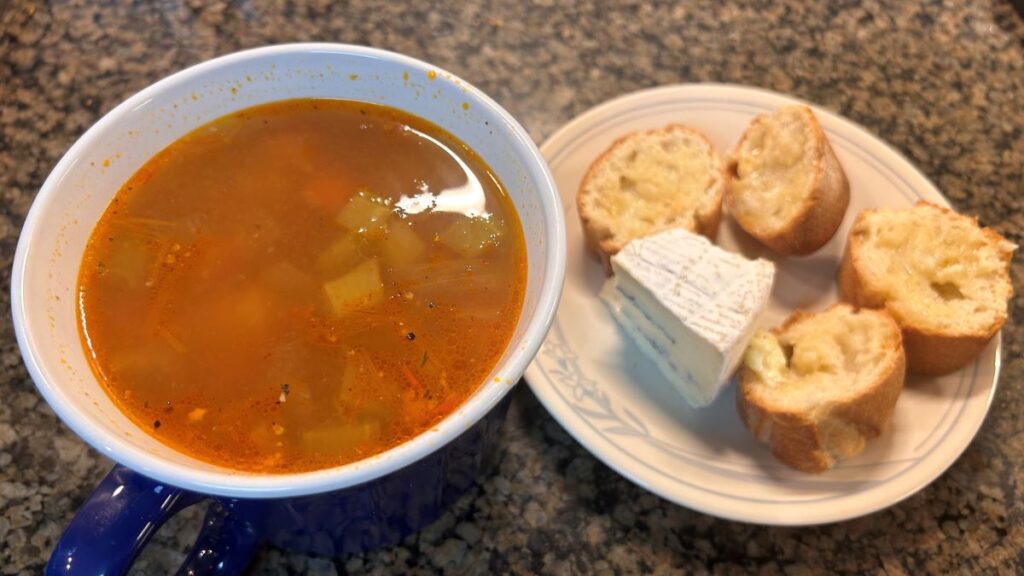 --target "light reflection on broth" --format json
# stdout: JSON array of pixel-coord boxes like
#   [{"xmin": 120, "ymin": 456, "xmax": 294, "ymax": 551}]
[
  {"xmin": 76, "ymin": 99, "xmax": 526, "ymax": 473},
  {"xmin": 394, "ymin": 125, "xmax": 489, "ymax": 218}
]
